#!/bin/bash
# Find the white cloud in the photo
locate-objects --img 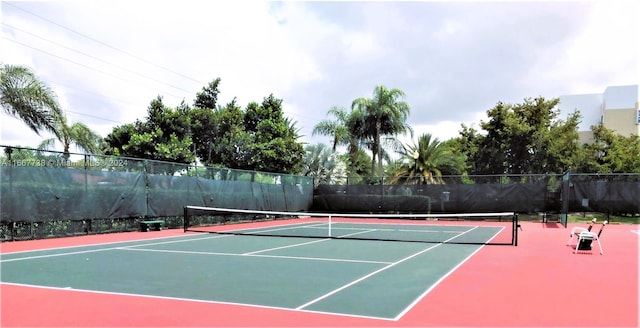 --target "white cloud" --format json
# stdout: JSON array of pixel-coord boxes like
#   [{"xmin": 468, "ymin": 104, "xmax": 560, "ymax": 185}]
[
  {"xmin": 432, "ymin": 20, "xmax": 463, "ymax": 40},
  {"xmin": 1, "ymin": 1, "xmax": 638, "ymax": 155},
  {"xmin": 526, "ymin": 1, "xmax": 638, "ymax": 94}
]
